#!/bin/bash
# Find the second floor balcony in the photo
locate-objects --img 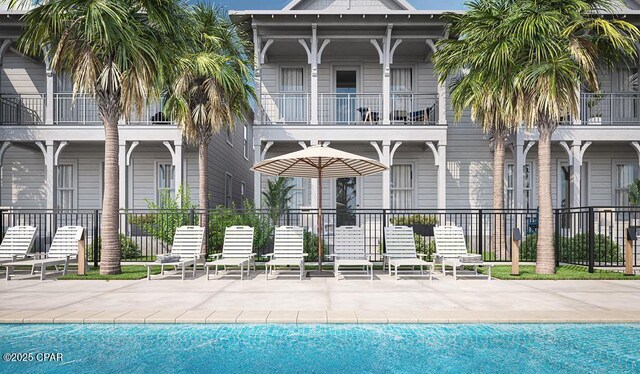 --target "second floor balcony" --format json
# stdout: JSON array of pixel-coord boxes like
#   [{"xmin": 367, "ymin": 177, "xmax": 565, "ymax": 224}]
[
  {"xmin": 0, "ymin": 93, "xmax": 171, "ymax": 126},
  {"xmin": 258, "ymin": 93, "xmax": 438, "ymax": 125}
]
